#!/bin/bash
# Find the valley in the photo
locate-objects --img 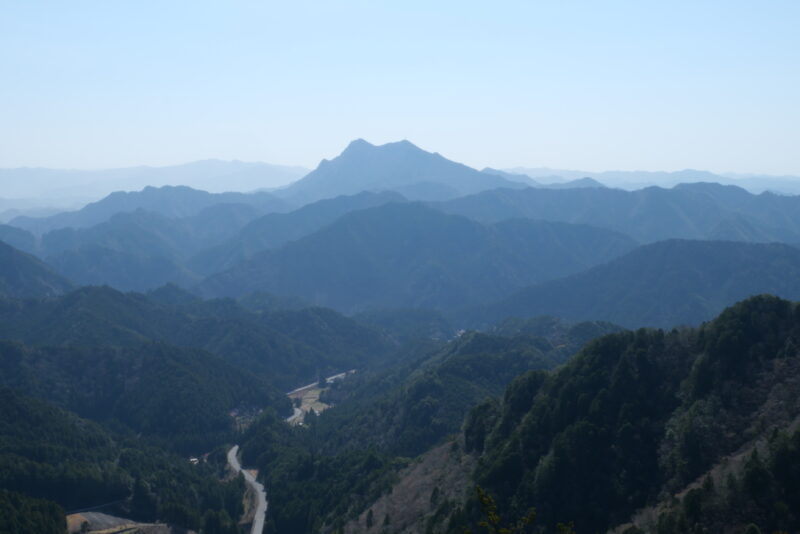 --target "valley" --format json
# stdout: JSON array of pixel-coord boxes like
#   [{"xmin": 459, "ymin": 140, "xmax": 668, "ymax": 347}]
[
  {"xmin": 2, "ymin": 141, "xmax": 800, "ymax": 534},
  {"xmin": 3, "ymin": 3, "xmax": 798, "ymax": 533}
]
